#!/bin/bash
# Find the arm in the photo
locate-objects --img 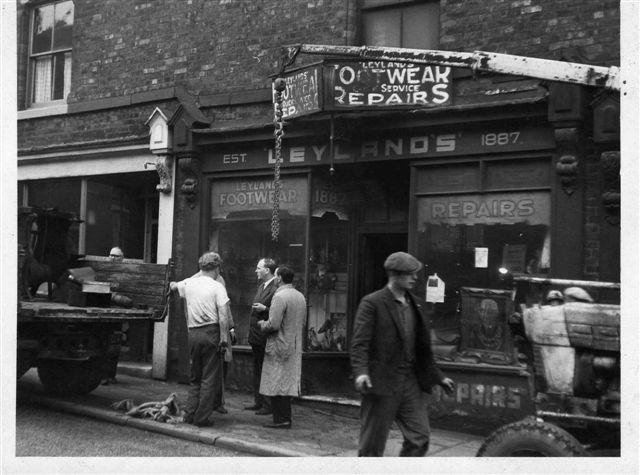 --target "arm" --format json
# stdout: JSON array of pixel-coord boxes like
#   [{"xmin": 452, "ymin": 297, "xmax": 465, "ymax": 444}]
[
  {"xmin": 258, "ymin": 293, "xmax": 285, "ymax": 333},
  {"xmin": 350, "ymin": 297, "xmax": 376, "ymax": 392}
]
